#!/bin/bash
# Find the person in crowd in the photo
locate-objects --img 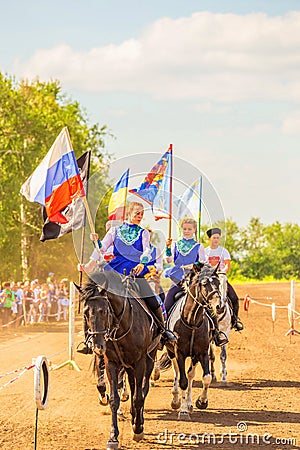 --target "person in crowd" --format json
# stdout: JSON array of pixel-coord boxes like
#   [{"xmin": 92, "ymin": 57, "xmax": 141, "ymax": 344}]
[
  {"xmin": 47, "ymin": 273, "xmax": 57, "ymax": 322},
  {"xmin": 13, "ymin": 282, "xmax": 24, "ymax": 326},
  {"xmin": 1, "ymin": 282, "xmax": 15, "ymax": 326},
  {"xmin": 205, "ymin": 227, "xmax": 243, "ymax": 331},
  {"xmin": 23, "ymin": 281, "xmax": 34, "ymax": 324},
  {"xmin": 164, "ymin": 218, "xmax": 228, "ymax": 347},
  {"xmin": 78, "ymin": 201, "xmax": 176, "ymax": 354},
  {"xmin": 56, "ymin": 281, "xmax": 69, "ymax": 321}
]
